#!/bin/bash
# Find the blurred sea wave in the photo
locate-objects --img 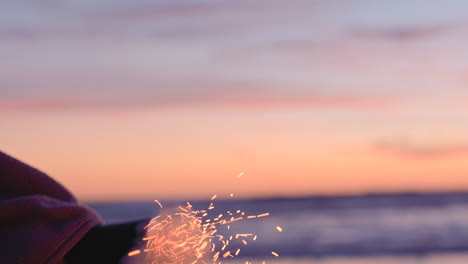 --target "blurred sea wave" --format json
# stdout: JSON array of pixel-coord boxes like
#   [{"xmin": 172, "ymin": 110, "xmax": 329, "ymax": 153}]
[{"xmin": 89, "ymin": 192, "xmax": 468, "ymax": 263}]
